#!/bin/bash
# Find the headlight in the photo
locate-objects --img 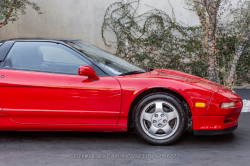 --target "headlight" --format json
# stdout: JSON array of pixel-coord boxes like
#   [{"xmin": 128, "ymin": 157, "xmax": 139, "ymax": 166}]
[{"xmin": 221, "ymin": 102, "xmax": 235, "ymax": 108}]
